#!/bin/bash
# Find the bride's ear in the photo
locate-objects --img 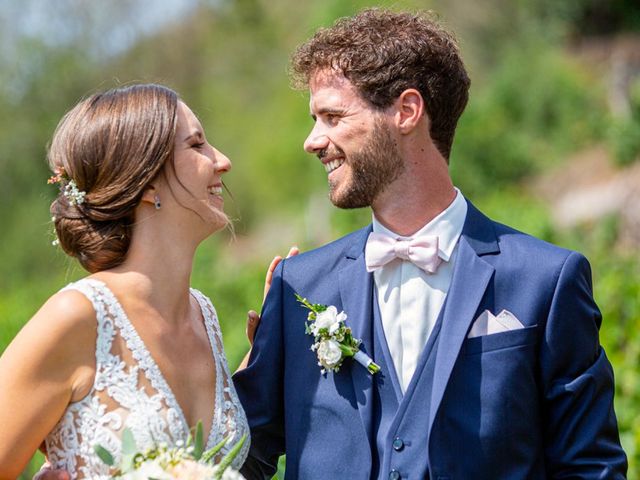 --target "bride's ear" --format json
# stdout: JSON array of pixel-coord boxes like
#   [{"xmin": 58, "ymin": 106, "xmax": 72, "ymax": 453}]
[{"xmin": 140, "ymin": 184, "xmax": 159, "ymax": 208}]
